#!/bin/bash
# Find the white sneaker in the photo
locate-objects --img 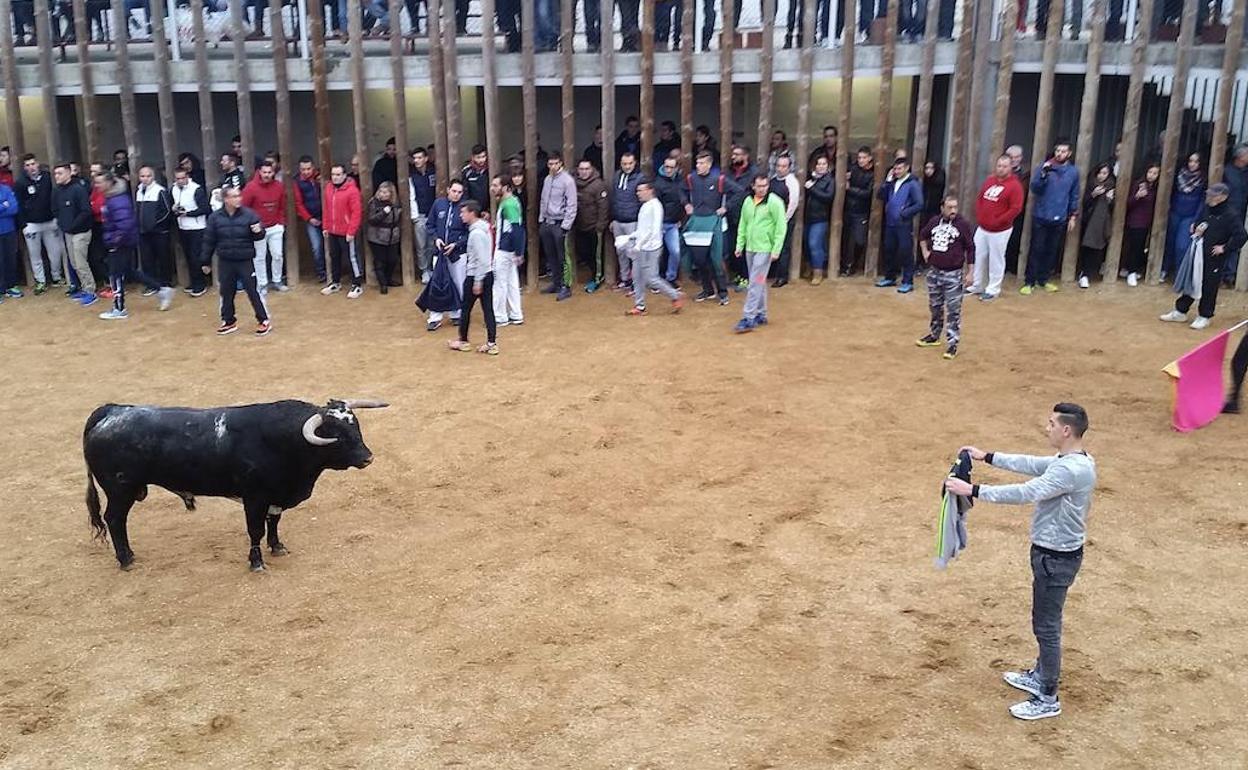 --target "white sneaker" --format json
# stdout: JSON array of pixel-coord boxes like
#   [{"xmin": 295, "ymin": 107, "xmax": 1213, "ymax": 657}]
[
  {"xmin": 158, "ymin": 286, "xmax": 175, "ymax": 311},
  {"xmin": 1078, "ymin": 276, "xmax": 1089, "ymax": 289},
  {"xmin": 99, "ymin": 308, "xmax": 129, "ymax": 320},
  {"xmin": 1159, "ymin": 310, "xmax": 1186, "ymax": 322},
  {"xmin": 964, "ymin": 286, "xmax": 981, "ymax": 295},
  {"xmin": 1009, "ymin": 696, "xmax": 1061, "ymax": 721},
  {"xmin": 421, "ymin": 270, "xmax": 431, "ymax": 284},
  {"xmin": 1127, "ymin": 272, "xmax": 1139, "ymax": 287},
  {"xmin": 1003, "ymin": 669, "xmax": 1044, "ymax": 697},
  {"xmin": 321, "ymin": 282, "xmax": 341, "ymax": 295},
  {"xmin": 271, "ymin": 282, "xmax": 291, "ymax": 293},
  {"xmin": 347, "ymin": 285, "xmax": 364, "ymax": 299},
  {"xmin": 496, "ymin": 319, "xmax": 510, "ymax": 328},
  {"xmin": 1191, "ymin": 316, "xmax": 1211, "ymax": 330}
]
